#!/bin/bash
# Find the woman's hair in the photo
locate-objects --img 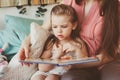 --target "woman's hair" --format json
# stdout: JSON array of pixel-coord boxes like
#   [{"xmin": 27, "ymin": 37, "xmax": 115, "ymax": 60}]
[
  {"xmin": 43, "ymin": 4, "xmax": 81, "ymax": 50},
  {"xmin": 75, "ymin": 0, "xmax": 120, "ymax": 57}
]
